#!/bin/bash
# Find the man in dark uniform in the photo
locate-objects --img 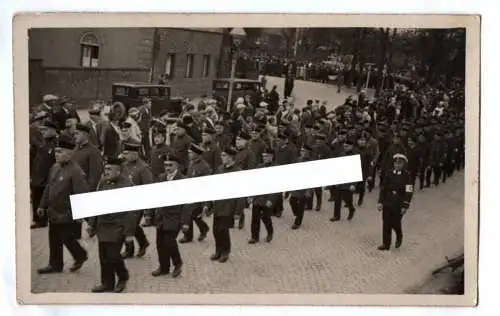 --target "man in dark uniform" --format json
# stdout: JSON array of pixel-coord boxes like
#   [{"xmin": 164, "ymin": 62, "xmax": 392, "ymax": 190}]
[
  {"xmin": 248, "ymin": 148, "xmax": 280, "ymax": 244},
  {"xmin": 84, "ymin": 103, "xmax": 105, "ymax": 149},
  {"xmin": 234, "ymin": 132, "xmax": 257, "ymax": 228},
  {"xmin": 36, "ymin": 134, "xmax": 89, "ymax": 274},
  {"xmin": 377, "ymin": 153, "xmax": 414, "ymax": 250},
  {"xmin": 72, "ymin": 123, "xmax": 104, "ymax": 191},
  {"xmin": 149, "ymin": 125, "xmax": 173, "ymax": 180},
  {"xmin": 179, "ymin": 143, "xmax": 211, "ymax": 244},
  {"xmin": 87, "ymin": 157, "xmax": 137, "ymax": 293},
  {"xmin": 415, "ymin": 133, "xmax": 430, "ymax": 190},
  {"xmin": 355, "ymin": 136, "xmax": 373, "ymax": 206},
  {"xmin": 30, "ymin": 120, "xmax": 57, "ymax": 229},
  {"xmin": 330, "ymin": 138, "xmax": 357, "ymax": 222},
  {"xmin": 286, "ymin": 145, "xmax": 314, "ymax": 229},
  {"xmin": 427, "ymin": 132, "xmax": 446, "ymax": 187},
  {"xmin": 120, "ymin": 141, "xmax": 153, "ymax": 258},
  {"xmin": 204, "ymin": 147, "xmax": 246, "ymax": 263},
  {"xmin": 249, "ymin": 126, "xmax": 267, "ymax": 164},
  {"xmin": 152, "ymin": 154, "xmax": 191, "ymax": 277},
  {"xmin": 201, "ymin": 127, "xmax": 222, "ymax": 172},
  {"xmin": 214, "ymin": 121, "xmax": 232, "ymax": 152}
]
